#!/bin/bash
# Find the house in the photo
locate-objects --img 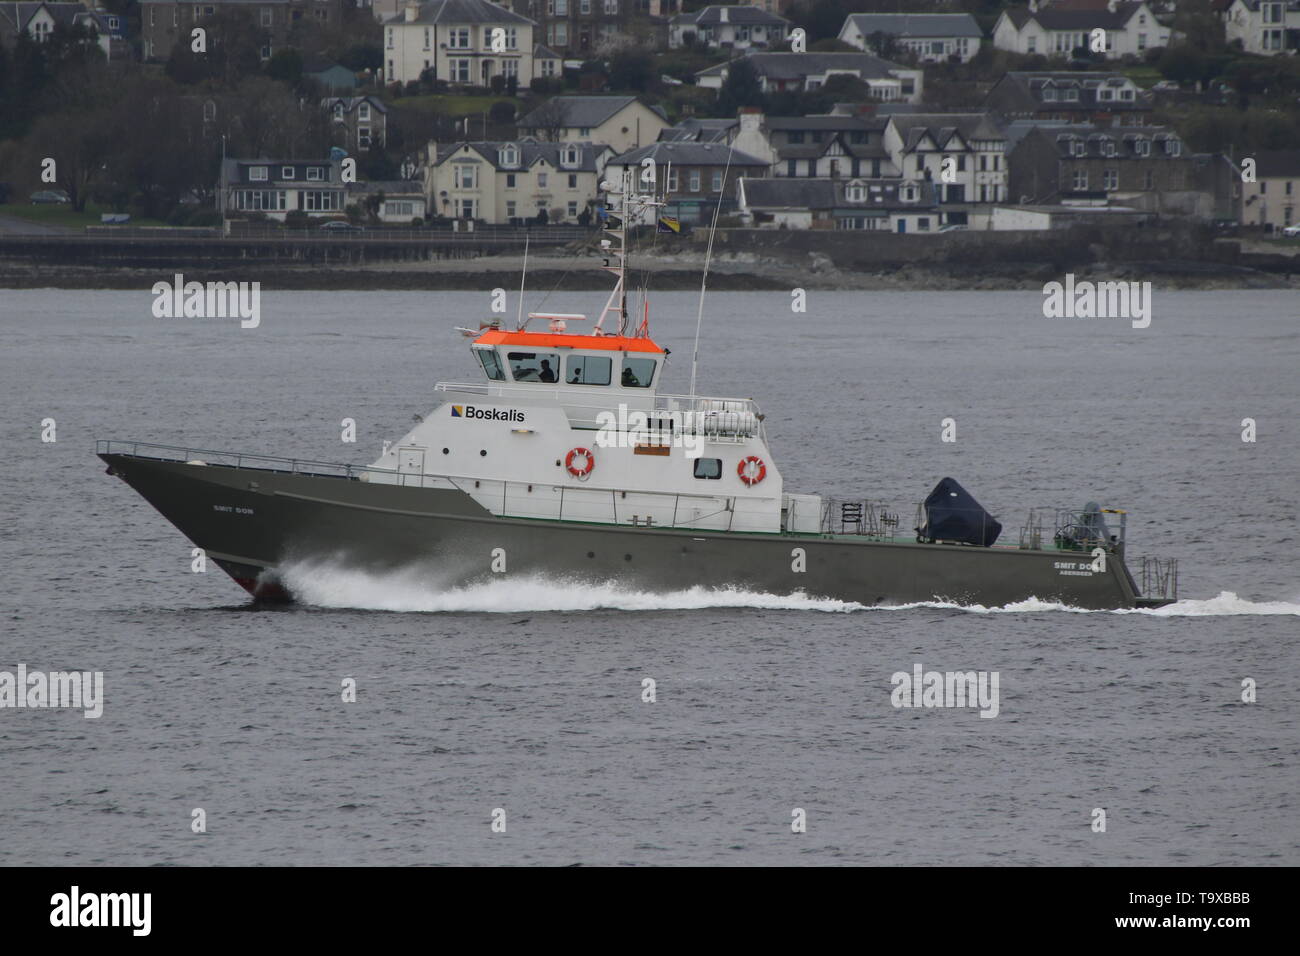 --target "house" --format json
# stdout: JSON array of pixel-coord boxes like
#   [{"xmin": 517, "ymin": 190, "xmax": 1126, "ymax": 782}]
[
  {"xmin": 349, "ymin": 181, "xmax": 429, "ymax": 222},
  {"xmin": 668, "ymin": 6, "xmax": 789, "ymax": 51},
  {"xmin": 1221, "ymin": 0, "xmax": 1300, "ymax": 54},
  {"xmin": 751, "ymin": 110, "xmax": 891, "ymax": 179},
  {"xmin": 304, "ymin": 55, "xmax": 358, "ymax": 93},
  {"xmin": 602, "ymin": 140, "xmax": 770, "ymax": 224},
  {"xmin": 139, "ymin": 0, "xmax": 346, "ymax": 62},
  {"xmin": 517, "ymin": 95, "xmax": 668, "ymax": 154},
  {"xmin": 696, "ymin": 53, "xmax": 924, "ymax": 104},
  {"xmin": 737, "ymin": 177, "xmax": 941, "ymax": 232},
  {"xmin": 533, "ymin": 41, "xmax": 562, "ymax": 79},
  {"xmin": 1239, "ymin": 150, "xmax": 1300, "ymax": 230},
  {"xmin": 323, "ymin": 96, "xmax": 388, "ymax": 153},
  {"xmin": 839, "ymin": 13, "xmax": 984, "ymax": 64},
  {"xmin": 658, "ymin": 117, "xmax": 740, "ymax": 144},
  {"xmin": 0, "ymin": 2, "xmax": 127, "ymax": 59},
  {"xmin": 880, "ymin": 113, "xmax": 1008, "ymax": 227},
  {"xmin": 217, "ymin": 158, "xmax": 347, "ymax": 221},
  {"xmin": 985, "ymin": 71, "xmax": 1153, "ymax": 125},
  {"xmin": 1007, "ymin": 123, "xmax": 1235, "ymax": 217},
  {"xmin": 991, "ymin": 1, "xmax": 1169, "ymax": 59},
  {"xmin": 424, "ymin": 139, "xmax": 614, "ymax": 223},
  {"xmin": 989, "ymin": 203, "xmax": 1150, "ymax": 229},
  {"xmin": 384, "ymin": 0, "xmax": 536, "ymax": 88},
  {"xmin": 520, "ymin": 0, "xmax": 638, "ymax": 56}
]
